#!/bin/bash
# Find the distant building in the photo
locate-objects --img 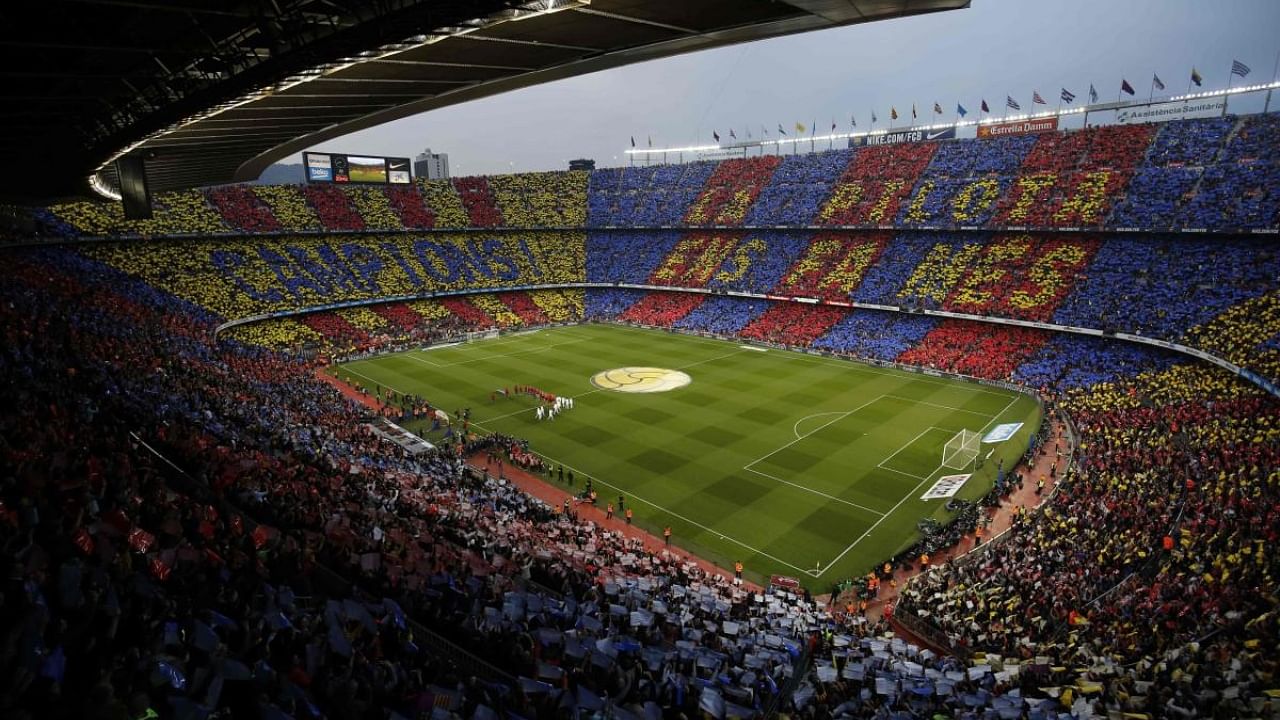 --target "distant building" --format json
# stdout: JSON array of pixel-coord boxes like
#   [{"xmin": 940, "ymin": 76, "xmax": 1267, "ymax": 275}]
[
  {"xmin": 414, "ymin": 149, "xmax": 450, "ymax": 180},
  {"xmin": 568, "ymin": 158, "xmax": 596, "ymax": 171}
]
